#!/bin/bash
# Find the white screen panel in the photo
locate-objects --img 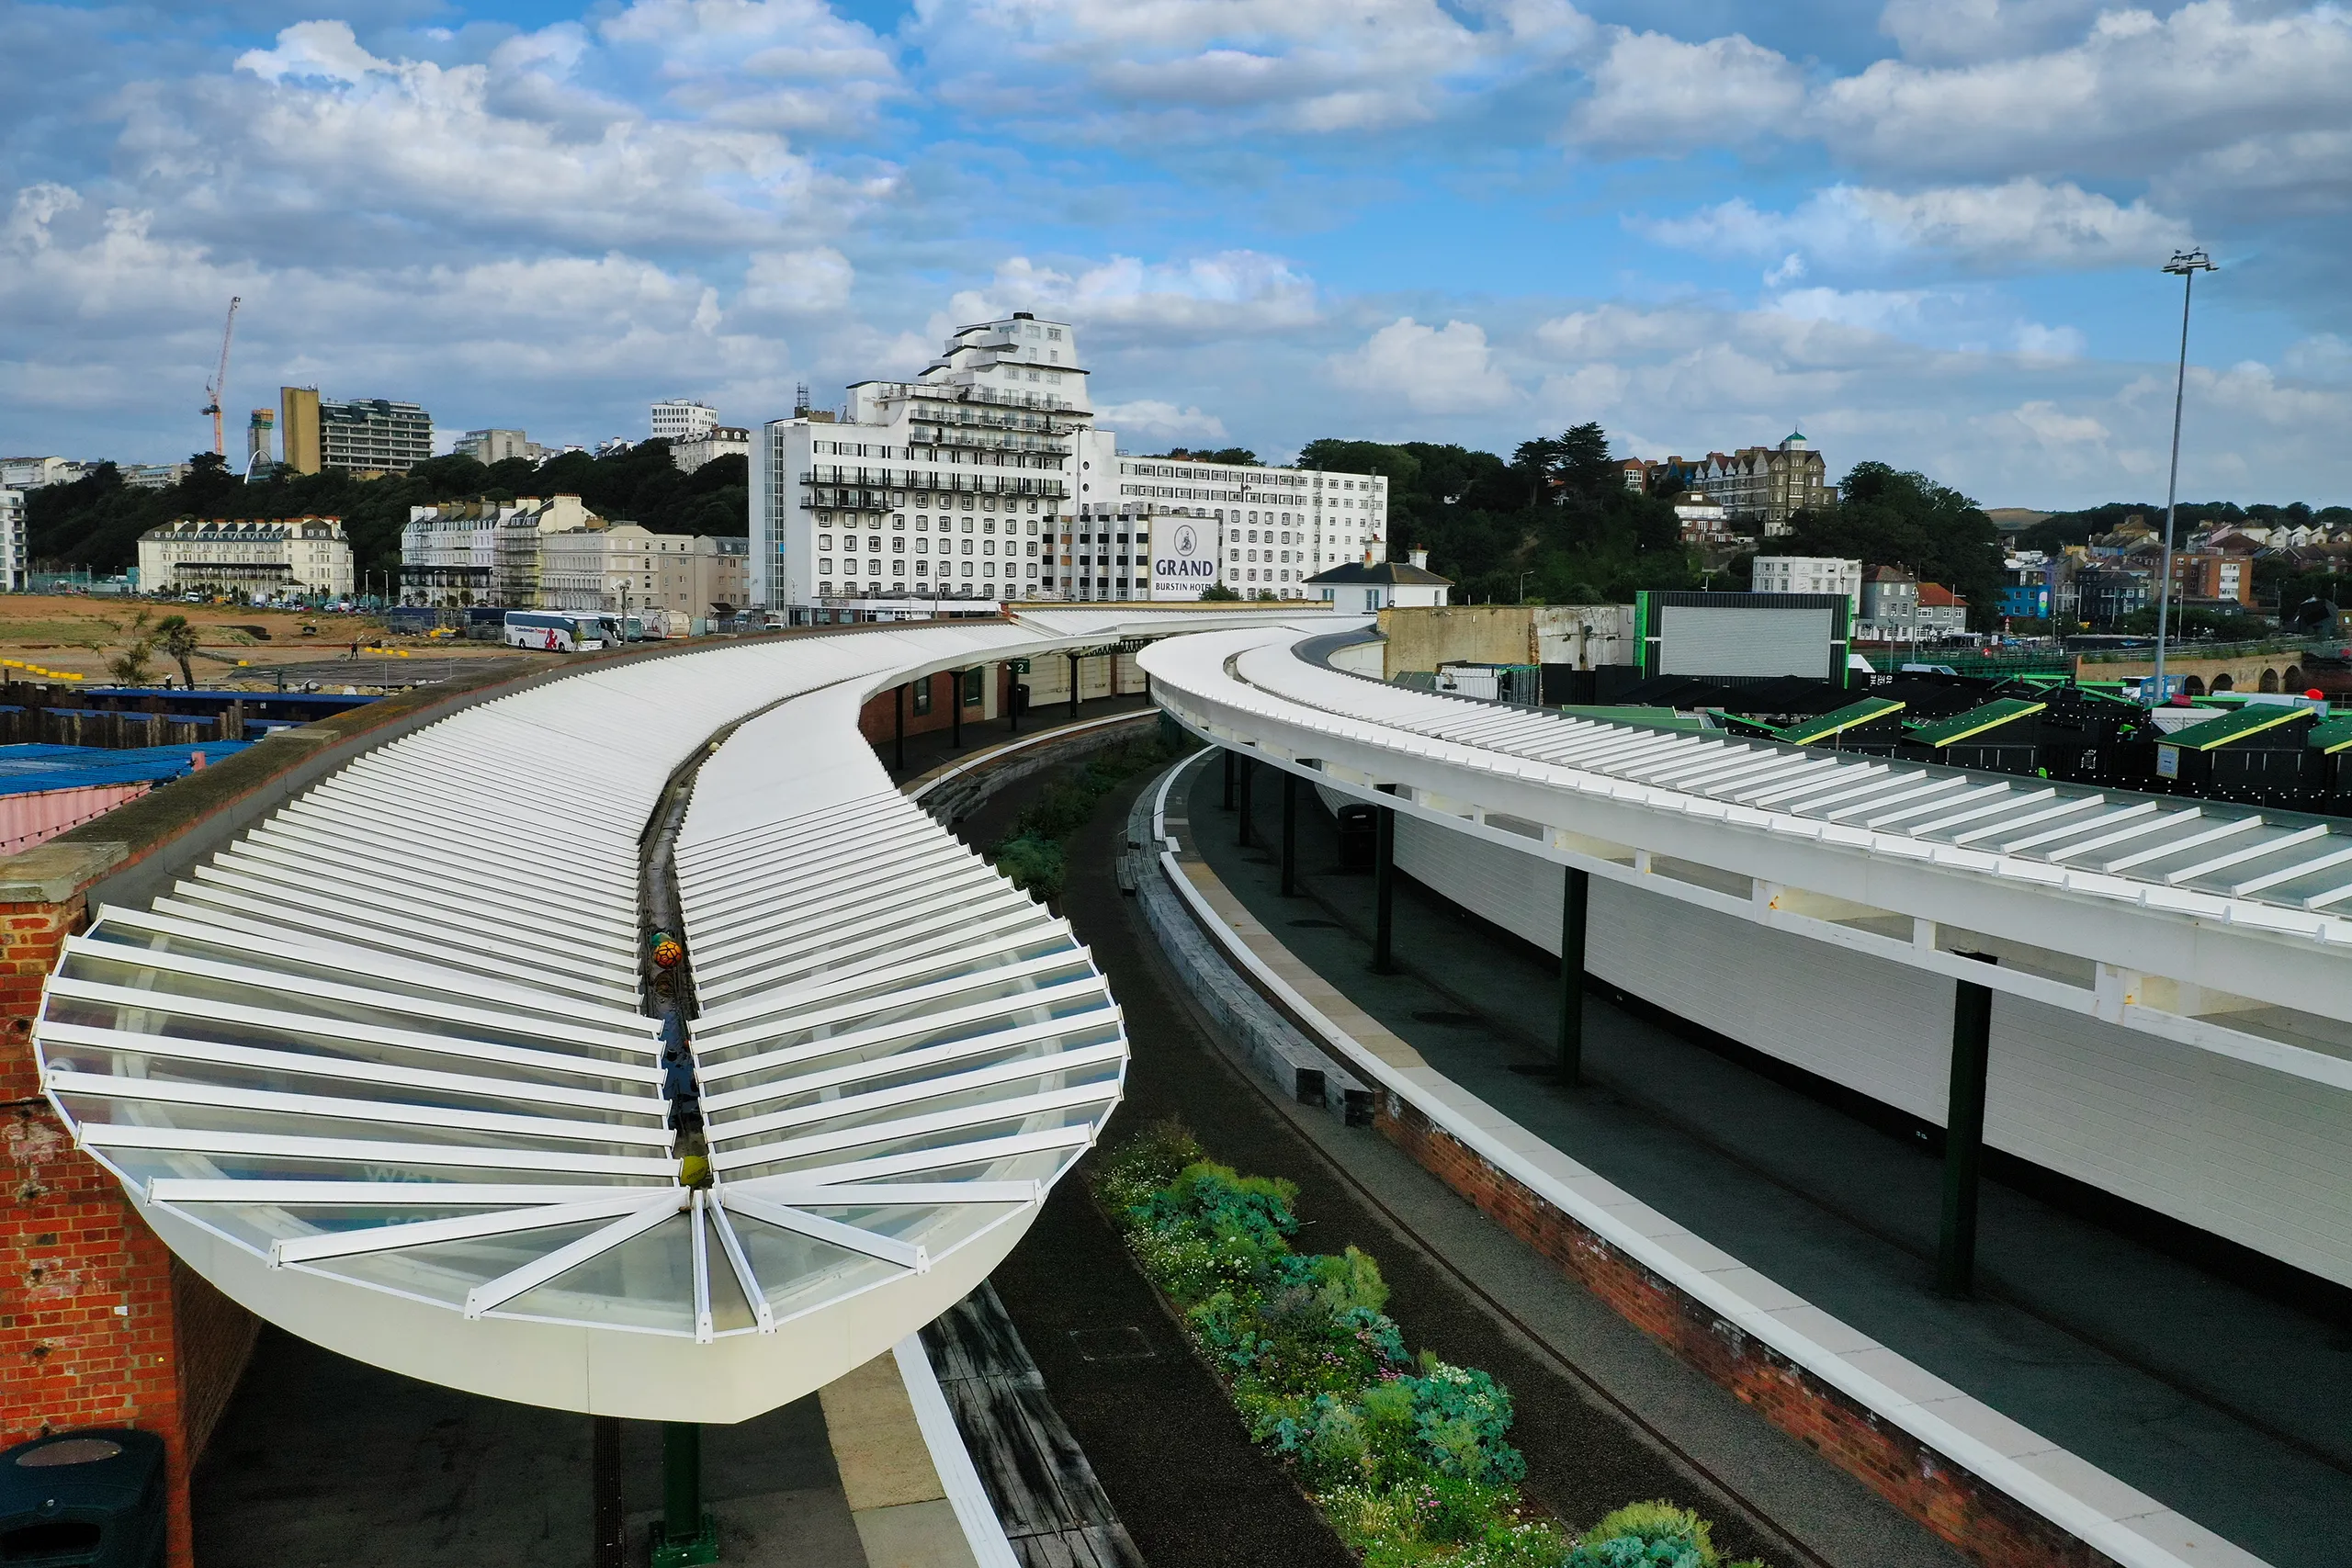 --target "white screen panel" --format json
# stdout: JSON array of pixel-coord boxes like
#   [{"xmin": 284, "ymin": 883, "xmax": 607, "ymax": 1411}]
[{"xmin": 1659, "ymin": 605, "xmax": 1834, "ymax": 680}]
